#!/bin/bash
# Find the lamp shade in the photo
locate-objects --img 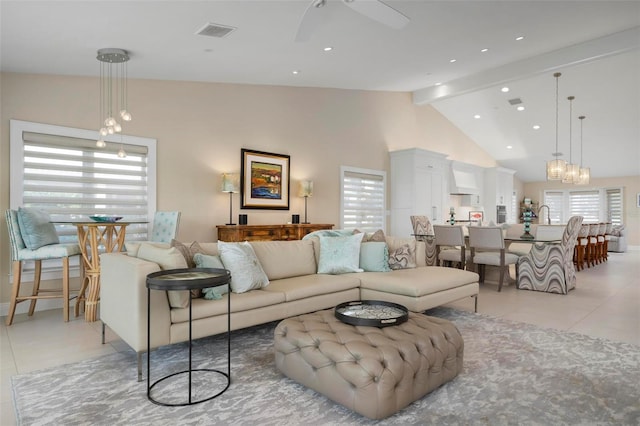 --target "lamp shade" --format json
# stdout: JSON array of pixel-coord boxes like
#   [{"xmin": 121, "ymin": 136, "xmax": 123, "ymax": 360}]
[
  {"xmin": 221, "ymin": 173, "xmax": 240, "ymax": 193},
  {"xmin": 562, "ymin": 163, "xmax": 580, "ymax": 184},
  {"xmin": 299, "ymin": 180, "xmax": 313, "ymax": 197},
  {"xmin": 576, "ymin": 167, "xmax": 590, "ymax": 185},
  {"xmin": 546, "ymin": 158, "xmax": 567, "ymax": 181}
]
